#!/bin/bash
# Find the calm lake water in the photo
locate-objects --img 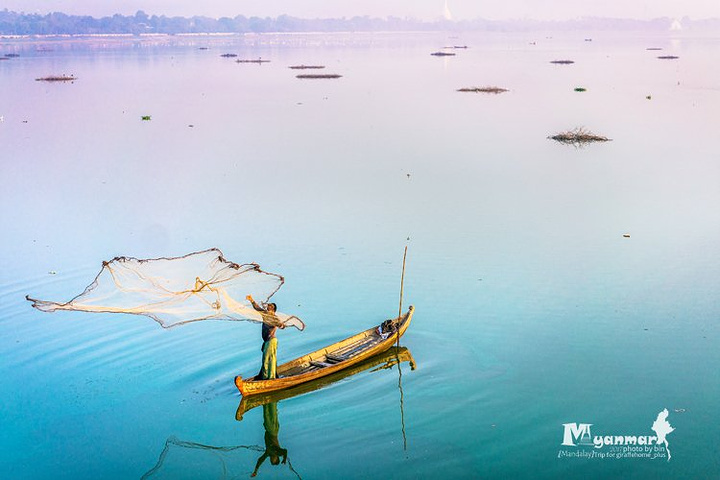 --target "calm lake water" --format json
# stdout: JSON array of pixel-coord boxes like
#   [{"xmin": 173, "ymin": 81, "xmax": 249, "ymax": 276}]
[{"xmin": 1, "ymin": 31, "xmax": 719, "ymax": 479}]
